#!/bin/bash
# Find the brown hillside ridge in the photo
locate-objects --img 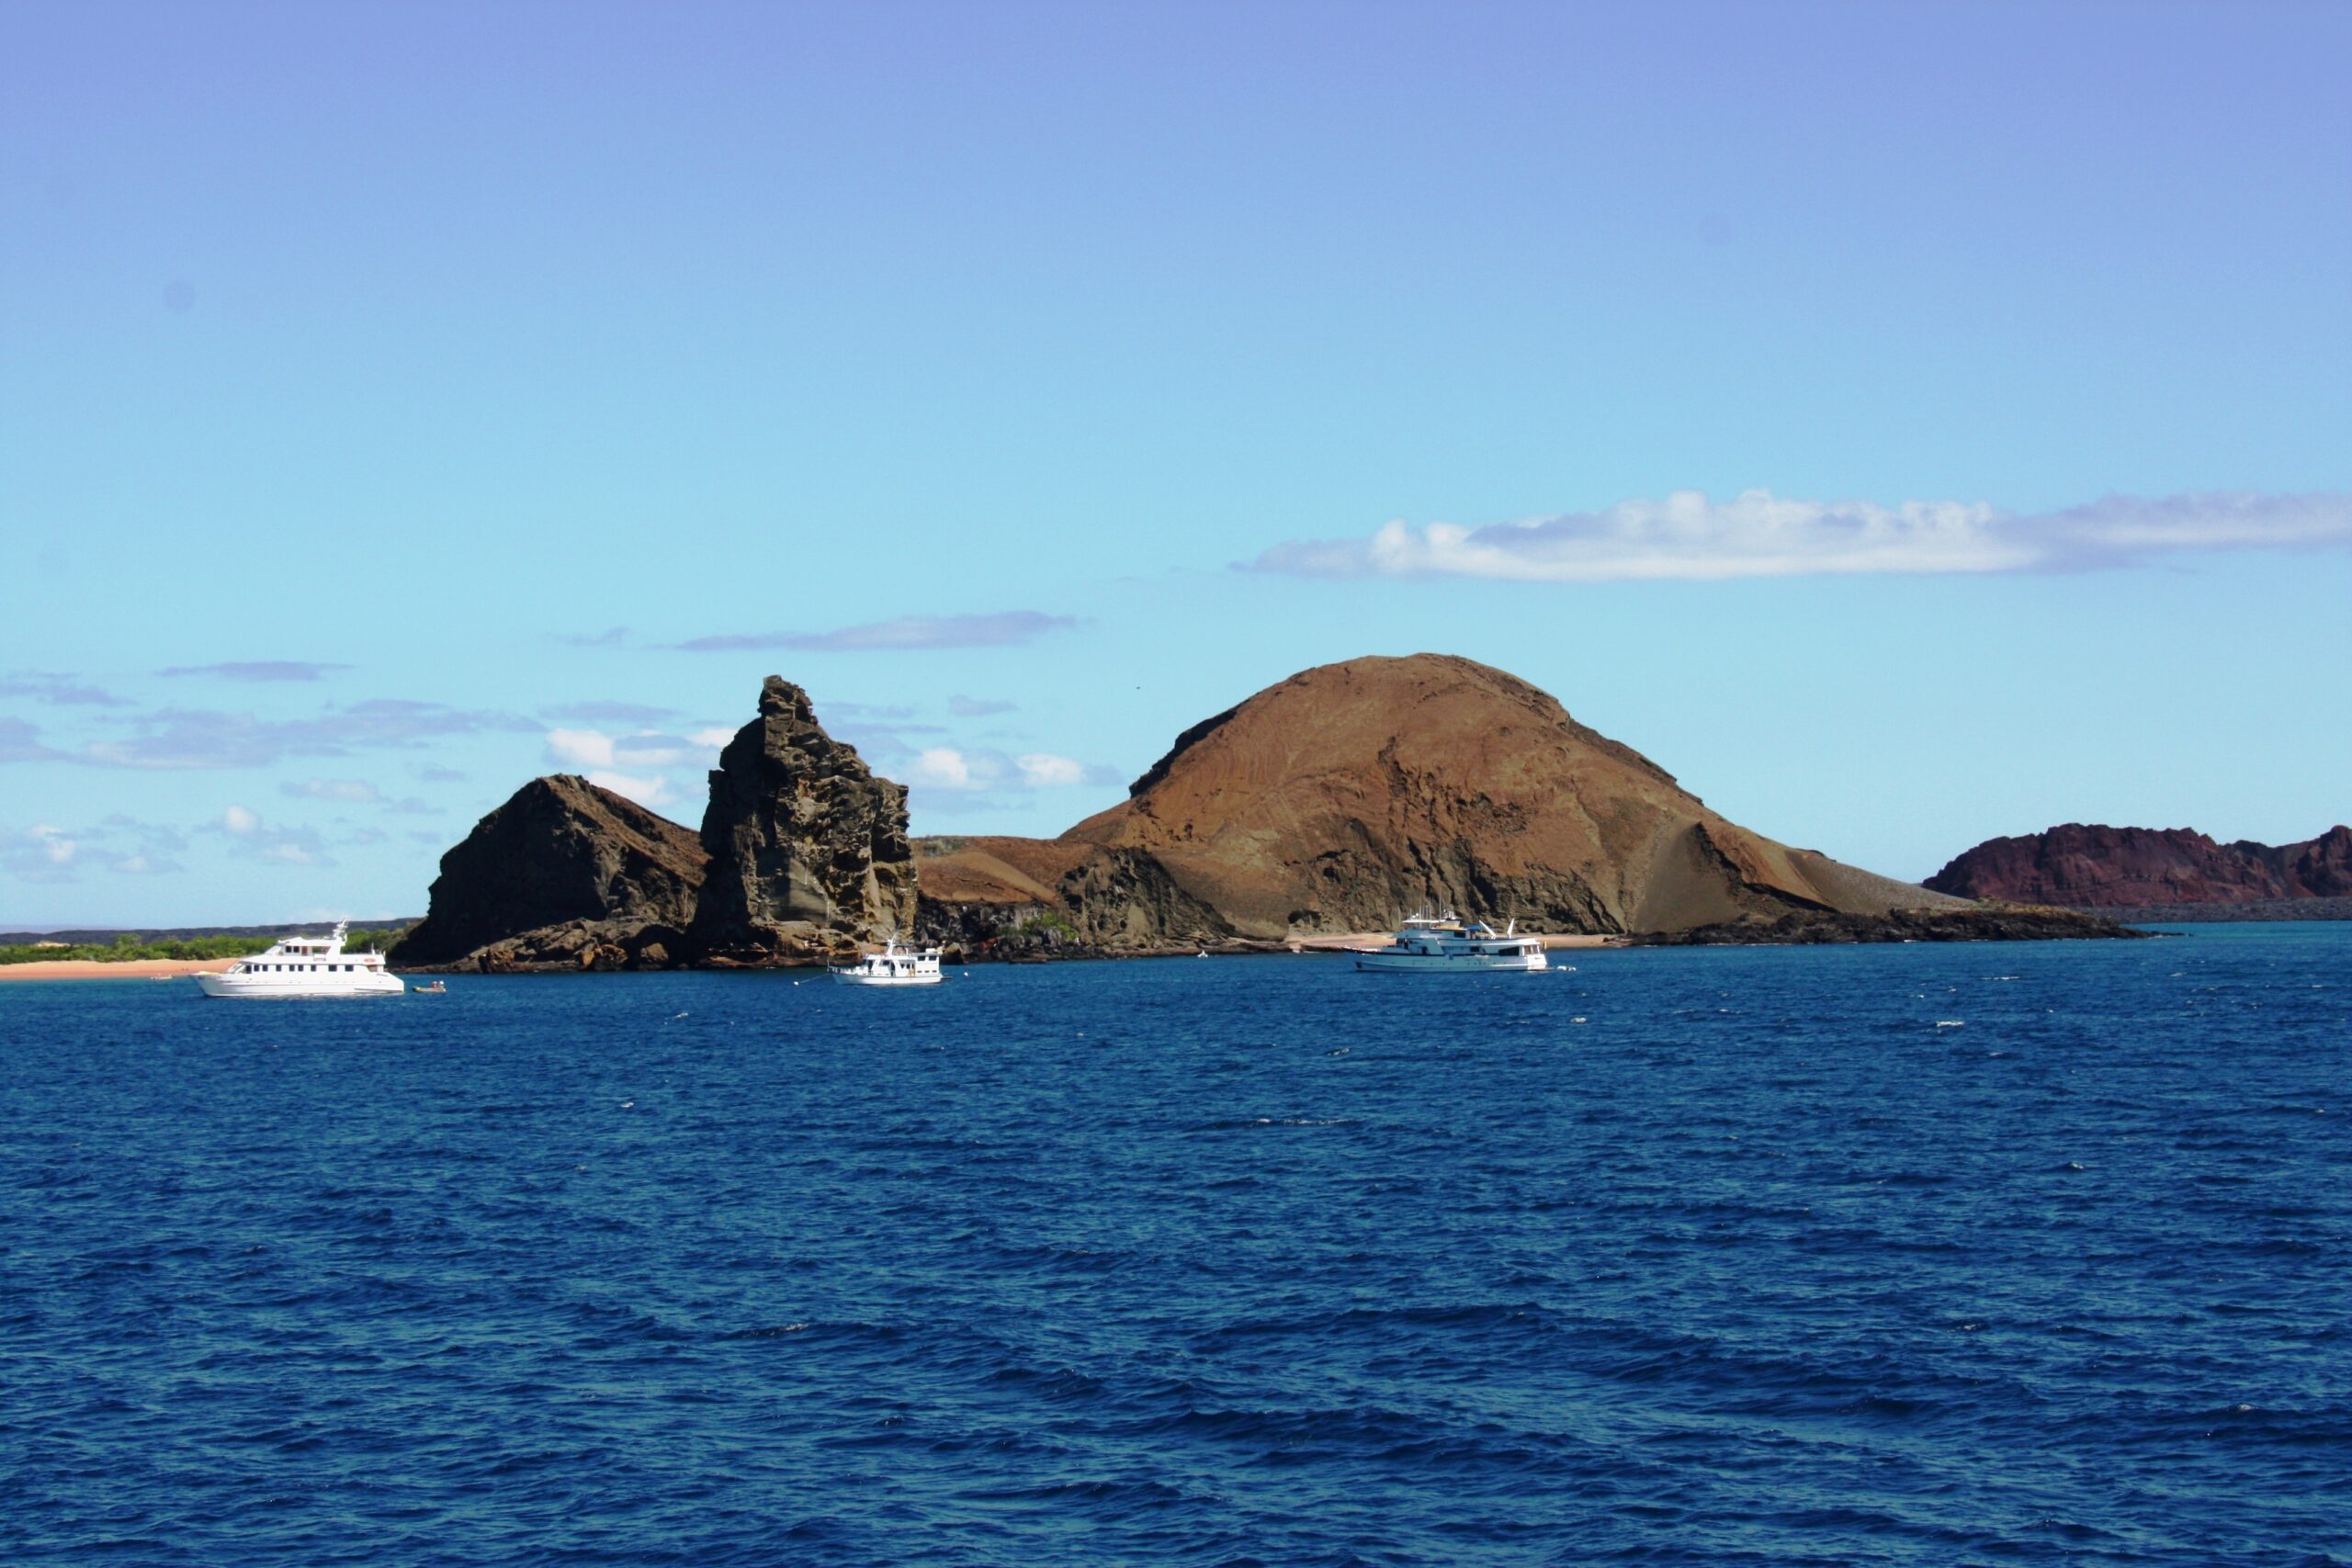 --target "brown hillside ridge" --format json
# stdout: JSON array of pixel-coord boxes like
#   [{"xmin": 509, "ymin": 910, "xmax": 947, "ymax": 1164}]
[
  {"xmin": 1926, "ymin": 823, "xmax": 2352, "ymax": 908},
  {"xmin": 916, "ymin": 652, "xmax": 1973, "ymax": 953},
  {"xmin": 399, "ymin": 774, "xmax": 708, "ymax": 971}
]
